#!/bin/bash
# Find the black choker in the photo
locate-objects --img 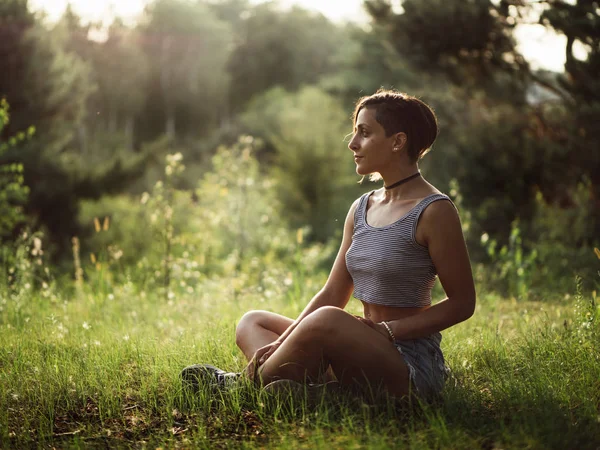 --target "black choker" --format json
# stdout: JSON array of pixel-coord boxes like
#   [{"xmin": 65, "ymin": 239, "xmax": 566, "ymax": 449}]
[{"xmin": 384, "ymin": 172, "xmax": 421, "ymax": 190}]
